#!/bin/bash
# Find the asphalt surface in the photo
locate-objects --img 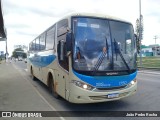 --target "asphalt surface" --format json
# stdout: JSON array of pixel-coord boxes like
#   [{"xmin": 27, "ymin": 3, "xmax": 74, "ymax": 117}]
[
  {"xmin": 0, "ymin": 60, "xmax": 160, "ymax": 120},
  {"xmin": 0, "ymin": 61, "xmax": 63, "ymax": 120}
]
